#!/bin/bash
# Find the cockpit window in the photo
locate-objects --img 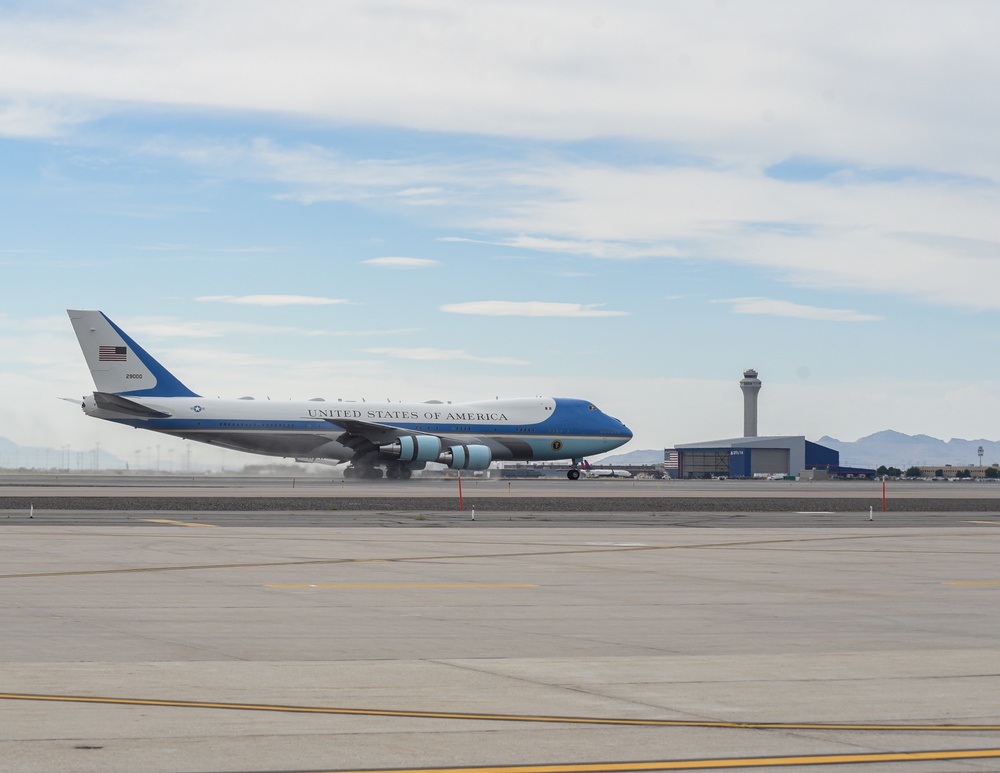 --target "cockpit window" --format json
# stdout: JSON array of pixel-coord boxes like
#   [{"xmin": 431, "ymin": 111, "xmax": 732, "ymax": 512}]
[{"xmin": 588, "ymin": 404, "xmax": 597, "ymax": 411}]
